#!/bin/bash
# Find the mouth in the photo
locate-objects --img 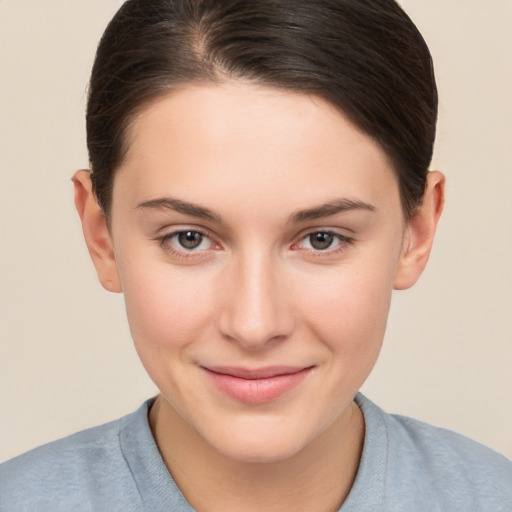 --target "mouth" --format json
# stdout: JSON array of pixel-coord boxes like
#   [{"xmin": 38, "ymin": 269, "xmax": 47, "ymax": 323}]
[{"xmin": 200, "ymin": 365, "xmax": 314, "ymax": 405}]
